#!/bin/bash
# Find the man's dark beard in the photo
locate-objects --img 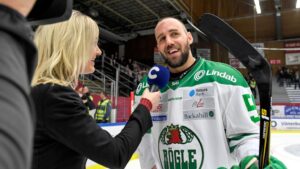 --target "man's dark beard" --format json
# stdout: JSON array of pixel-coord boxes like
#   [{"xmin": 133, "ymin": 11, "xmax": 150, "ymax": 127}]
[{"xmin": 161, "ymin": 45, "xmax": 189, "ymax": 68}]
